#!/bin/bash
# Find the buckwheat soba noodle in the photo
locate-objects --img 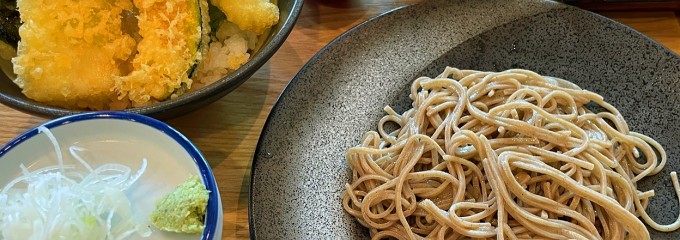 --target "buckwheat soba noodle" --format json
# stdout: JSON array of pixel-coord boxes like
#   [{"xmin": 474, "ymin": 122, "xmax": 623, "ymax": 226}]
[{"xmin": 341, "ymin": 67, "xmax": 680, "ymax": 239}]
